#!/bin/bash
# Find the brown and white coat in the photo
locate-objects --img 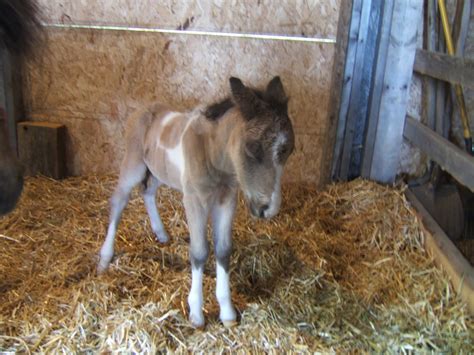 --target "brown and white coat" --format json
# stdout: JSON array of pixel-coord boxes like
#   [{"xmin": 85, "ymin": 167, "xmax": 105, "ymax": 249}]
[{"xmin": 98, "ymin": 76, "xmax": 295, "ymax": 327}]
